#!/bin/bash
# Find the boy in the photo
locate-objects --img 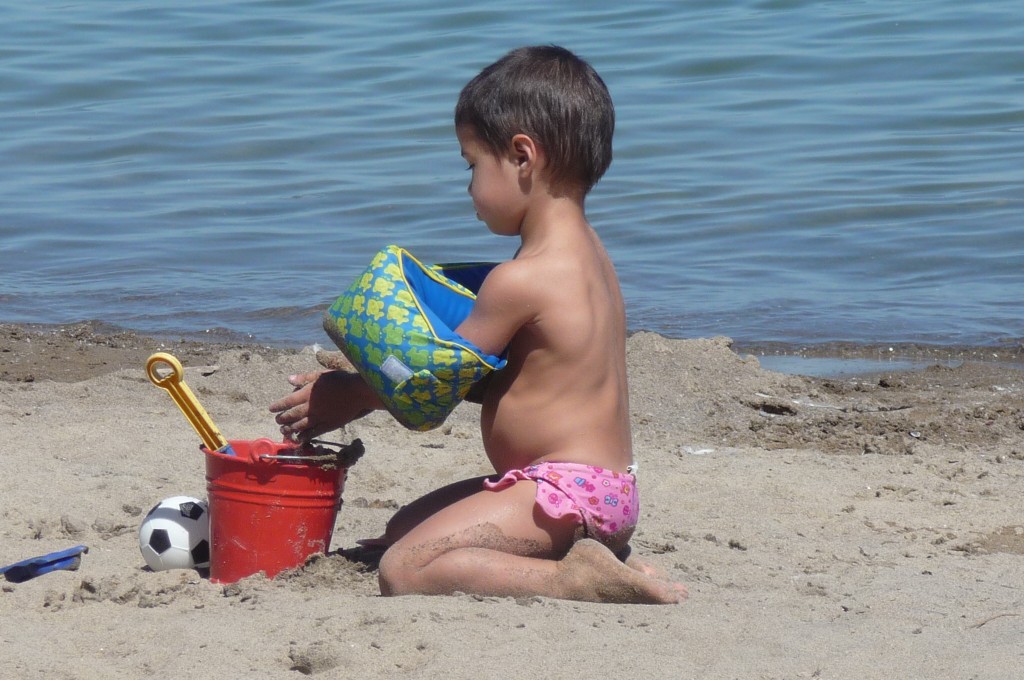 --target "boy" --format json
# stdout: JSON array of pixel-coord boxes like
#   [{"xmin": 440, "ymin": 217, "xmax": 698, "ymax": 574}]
[{"xmin": 270, "ymin": 46, "xmax": 685, "ymax": 604}]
